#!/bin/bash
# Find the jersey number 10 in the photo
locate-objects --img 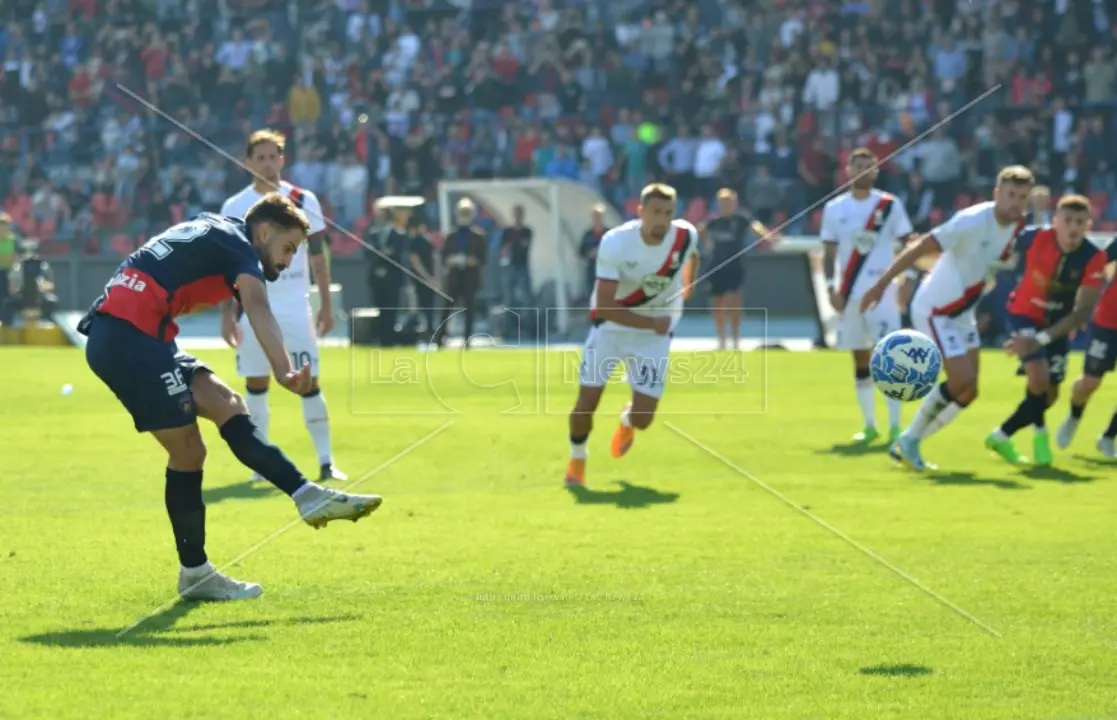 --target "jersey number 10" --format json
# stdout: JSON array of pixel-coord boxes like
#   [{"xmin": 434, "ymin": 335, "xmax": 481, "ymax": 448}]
[{"xmin": 144, "ymin": 220, "xmax": 208, "ymax": 259}]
